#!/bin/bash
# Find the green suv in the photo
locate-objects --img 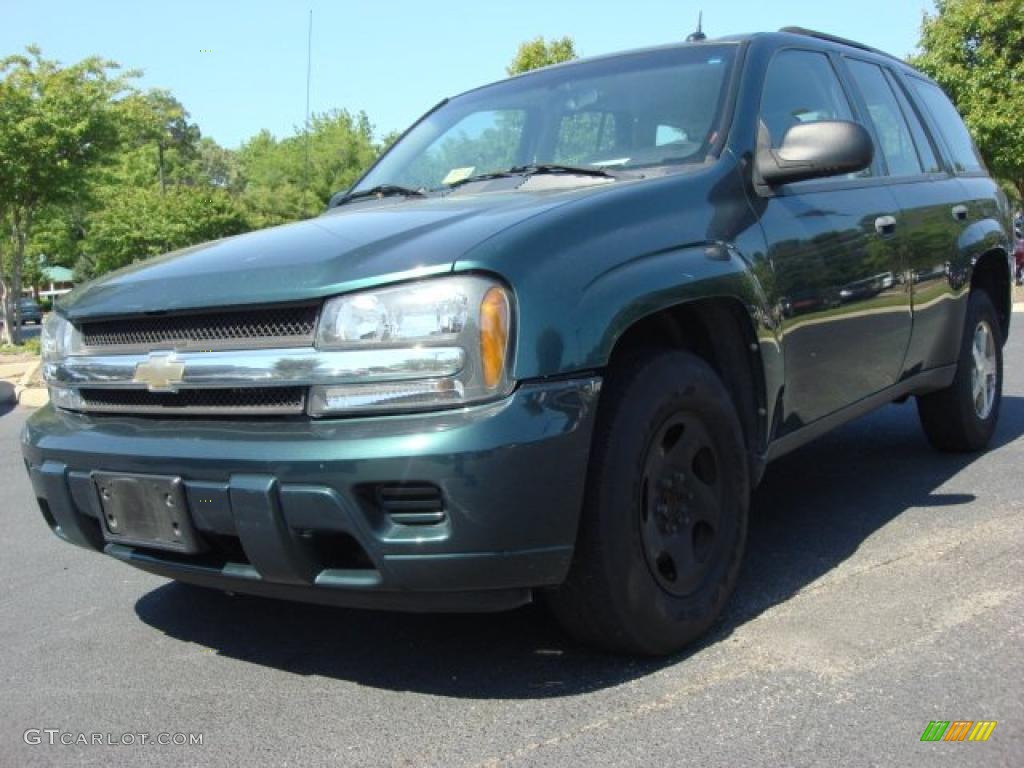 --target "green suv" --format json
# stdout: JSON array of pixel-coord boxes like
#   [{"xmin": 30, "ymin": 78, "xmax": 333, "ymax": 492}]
[{"xmin": 22, "ymin": 29, "xmax": 1013, "ymax": 655}]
